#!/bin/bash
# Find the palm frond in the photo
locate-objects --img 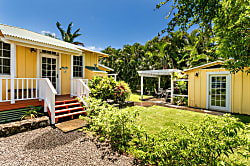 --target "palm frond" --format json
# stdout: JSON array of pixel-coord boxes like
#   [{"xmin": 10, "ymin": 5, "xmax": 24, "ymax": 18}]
[{"xmin": 56, "ymin": 21, "xmax": 65, "ymax": 40}]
